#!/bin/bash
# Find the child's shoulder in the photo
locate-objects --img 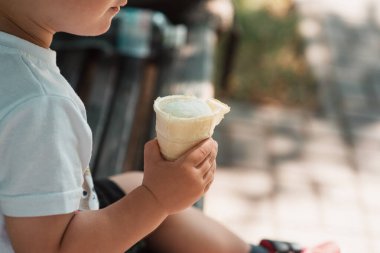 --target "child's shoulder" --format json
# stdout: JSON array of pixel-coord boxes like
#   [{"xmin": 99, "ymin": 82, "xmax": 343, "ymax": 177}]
[
  {"xmin": 0, "ymin": 48, "xmax": 81, "ymax": 121},
  {"xmin": 0, "ymin": 48, "xmax": 44, "ymax": 107},
  {"xmin": 0, "ymin": 36, "xmax": 60, "ymax": 92}
]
